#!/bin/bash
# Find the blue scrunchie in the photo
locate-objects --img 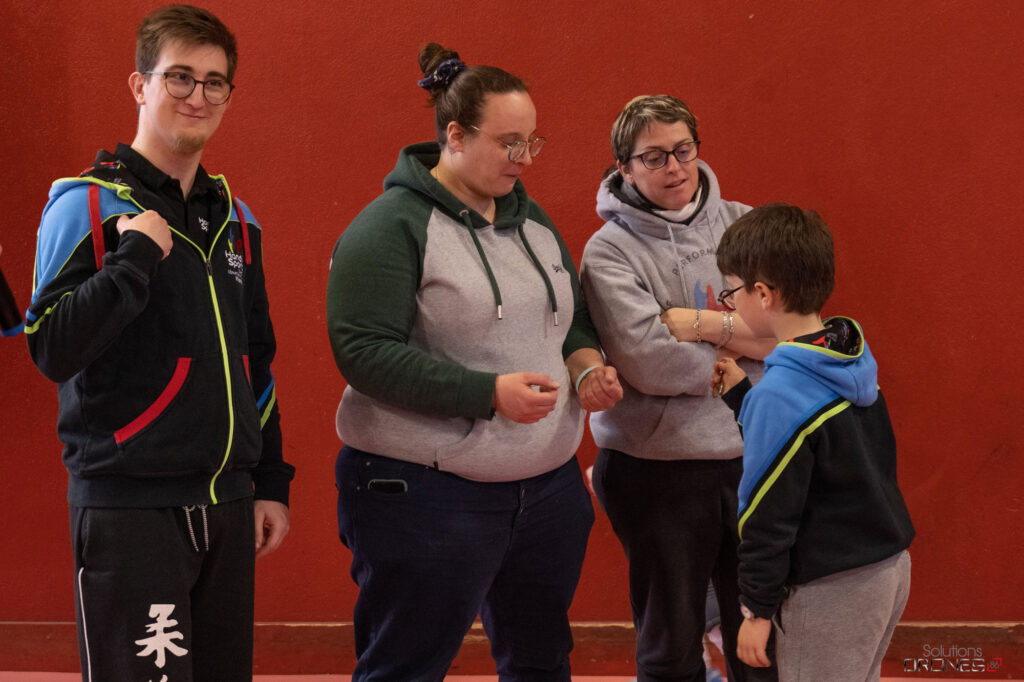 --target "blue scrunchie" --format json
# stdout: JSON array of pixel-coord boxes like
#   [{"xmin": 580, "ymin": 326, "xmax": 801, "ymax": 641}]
[{"xmin": 418, "ymin": 58, "xmax": 466, "ymax": 91}]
